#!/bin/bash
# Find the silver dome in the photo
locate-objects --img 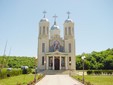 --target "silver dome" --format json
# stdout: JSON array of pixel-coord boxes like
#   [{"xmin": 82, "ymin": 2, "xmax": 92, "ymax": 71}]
[
  {"xmin": 51, "ymin": 24, "xmax": 59, "ymax": 30},
  {"xmin": 40, "ymin": 18, "xmax": 49, "ymax": 22},
  {"xmin": 65, "ymin": 19, "xmax": 73, "ymax": 23}
]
